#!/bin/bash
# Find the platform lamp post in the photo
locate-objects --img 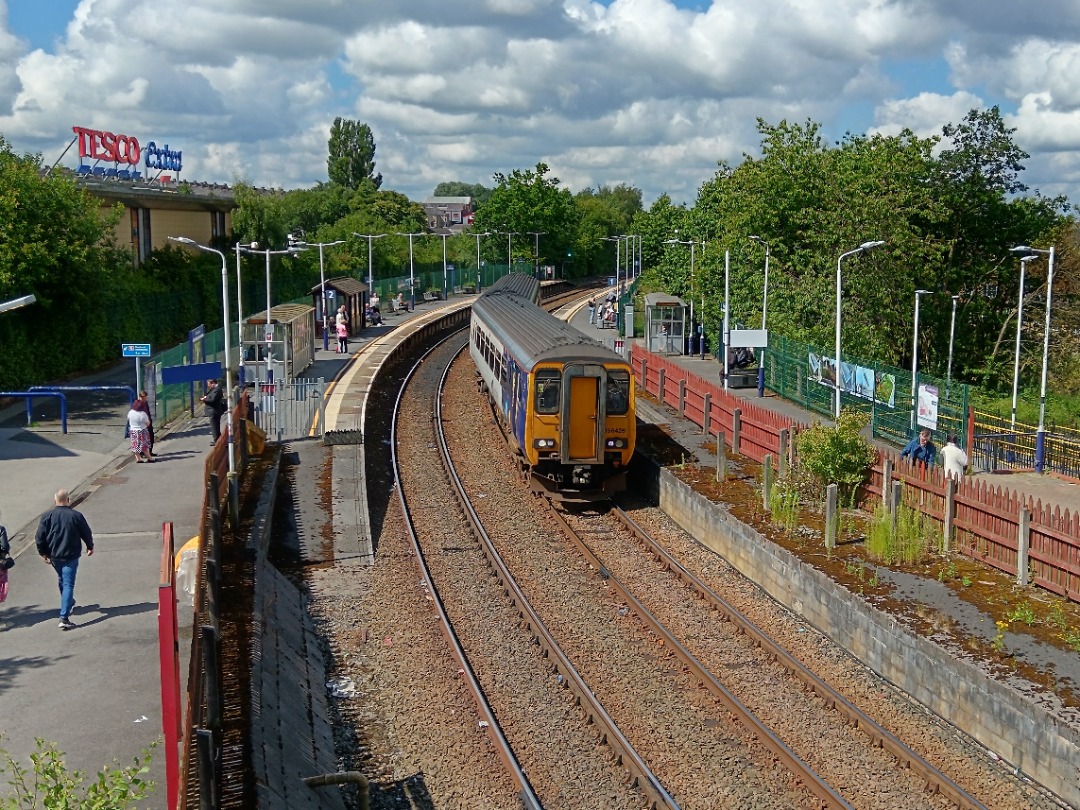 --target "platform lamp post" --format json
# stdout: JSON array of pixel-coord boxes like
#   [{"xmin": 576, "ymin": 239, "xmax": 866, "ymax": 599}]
[
  {"xmin": 168, "ymin": 236, "xmax": 238, "ymax": 524},
  {"xmin": 352, "ymin": 233, "xmax": 387, "ymax": 303},
  {"xmin": 527, "ymin": 231, "xmax": 546, "ymax": 279},
  {"xmin": 1011, "ymin": 244, "xmax": 1056, "ymax": 472},
  {"xmin": 1010, "ymin": 255, "xmax": 1037, "ymax": 429},
  {"xmin": 0, "ymin": 294, "xmax": 35, "ymax": 314},
  {"xmin": 835, "ymin": 240, "xmax": 885, "ymax": 419},
  {"xmin": 945, "ymin": 294, "xmax": 959, "ymax": 398},
  {"xmin": 502, "ymin": 228, "xmax": 519, "ymax": 277},
  {"xmin": 471, "ymin": 231, "xmax": 490, "ymax": 291},
  {"xmin": 396, "ymin": 232, "xmax": 423, "ymax": 310},
  {"xmin": 436, "ymin": 232, "xmax": 452, "ymax": 299},
  {"xmin": 748, "ymin": 235, "xmax": 771, "ymax": 396},
  {"xmin": 910, "ymin": 289, "xmax": 931, "ymax": 432},
  {"xmin": 663, "ymin": 235, "xmax": 696, "ymax": 337},
  {"xmin": 292, "ymin": 236, "xmax": 345, "ymax": 351},
  {"xmin": 237, "ymin": 243, "xmax": 302, "ymax": 379}
]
